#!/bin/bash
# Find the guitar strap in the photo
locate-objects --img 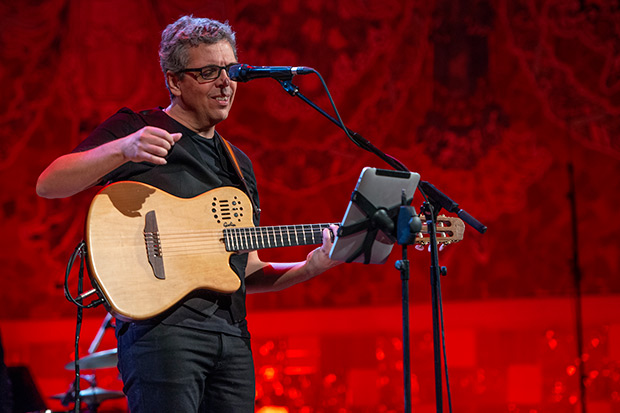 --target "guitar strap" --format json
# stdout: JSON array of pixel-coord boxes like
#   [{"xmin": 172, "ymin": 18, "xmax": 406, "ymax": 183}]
[{"xmin": 218, "ymin": 136, "xmax": 261, "ymax": 221}]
